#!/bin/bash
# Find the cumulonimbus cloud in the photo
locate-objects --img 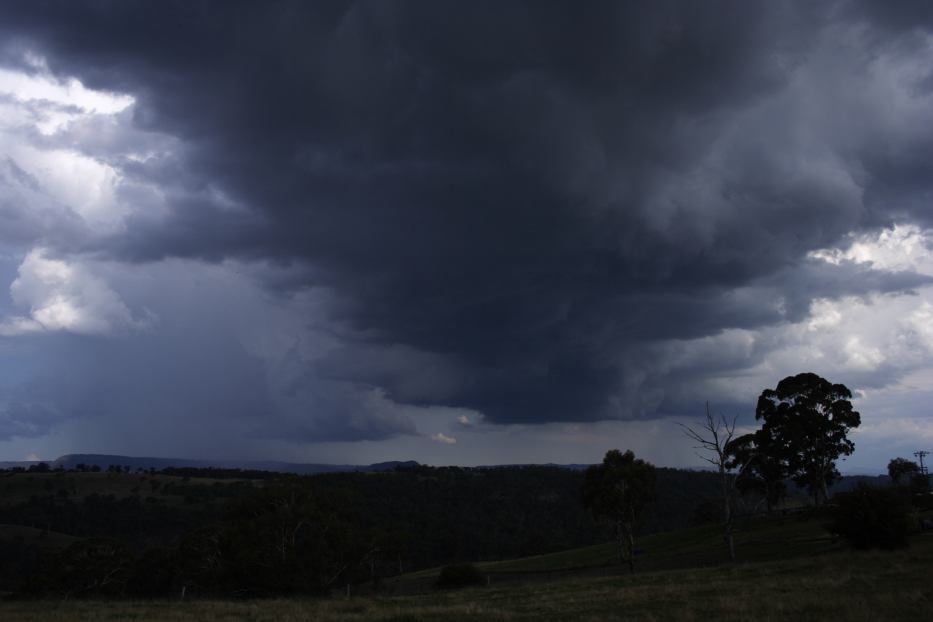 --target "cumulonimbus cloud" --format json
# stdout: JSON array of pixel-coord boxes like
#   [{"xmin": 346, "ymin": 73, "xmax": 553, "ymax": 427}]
[
  {"xmin": 0, "ymin": 248, "xmax": 147, "ymax": 336},
  {"xmin": 0, "ymin": 1, "xmax": 932, "ymax": 453}
]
